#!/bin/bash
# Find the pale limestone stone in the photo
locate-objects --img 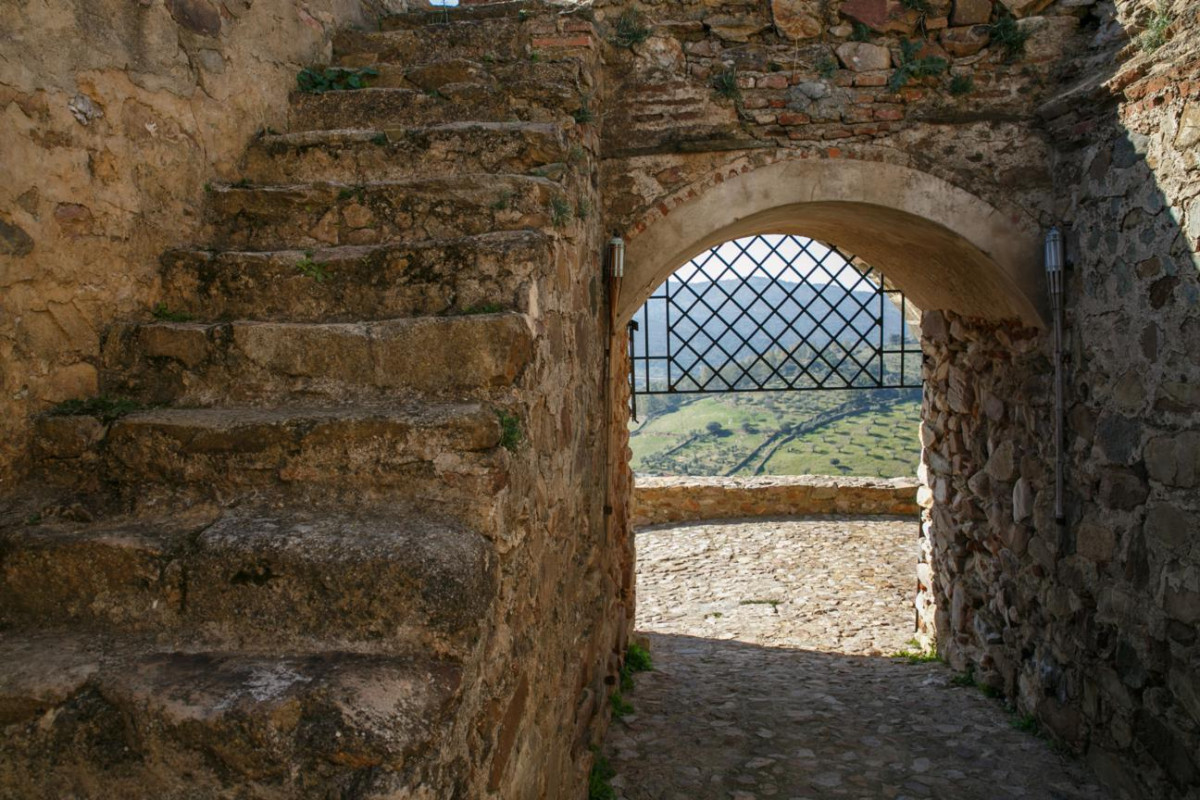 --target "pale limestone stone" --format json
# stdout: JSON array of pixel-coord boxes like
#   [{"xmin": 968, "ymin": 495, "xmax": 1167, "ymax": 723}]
[
  {"xmin": 835, "ymin": 42, "xmax": 893, "ymax": 72},
  {"xmin": 772, "ymin": 0, "xmax": 823, "ymax": 40}
]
